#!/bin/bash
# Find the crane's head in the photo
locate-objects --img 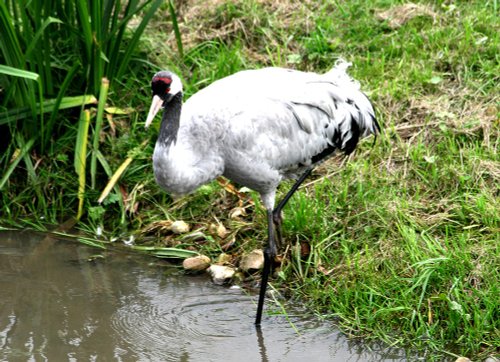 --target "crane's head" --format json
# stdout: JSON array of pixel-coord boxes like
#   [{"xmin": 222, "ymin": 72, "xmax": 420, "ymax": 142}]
[{"xmin": 145, "ymin": 71, "xmax": 183, "ymax": 128}]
